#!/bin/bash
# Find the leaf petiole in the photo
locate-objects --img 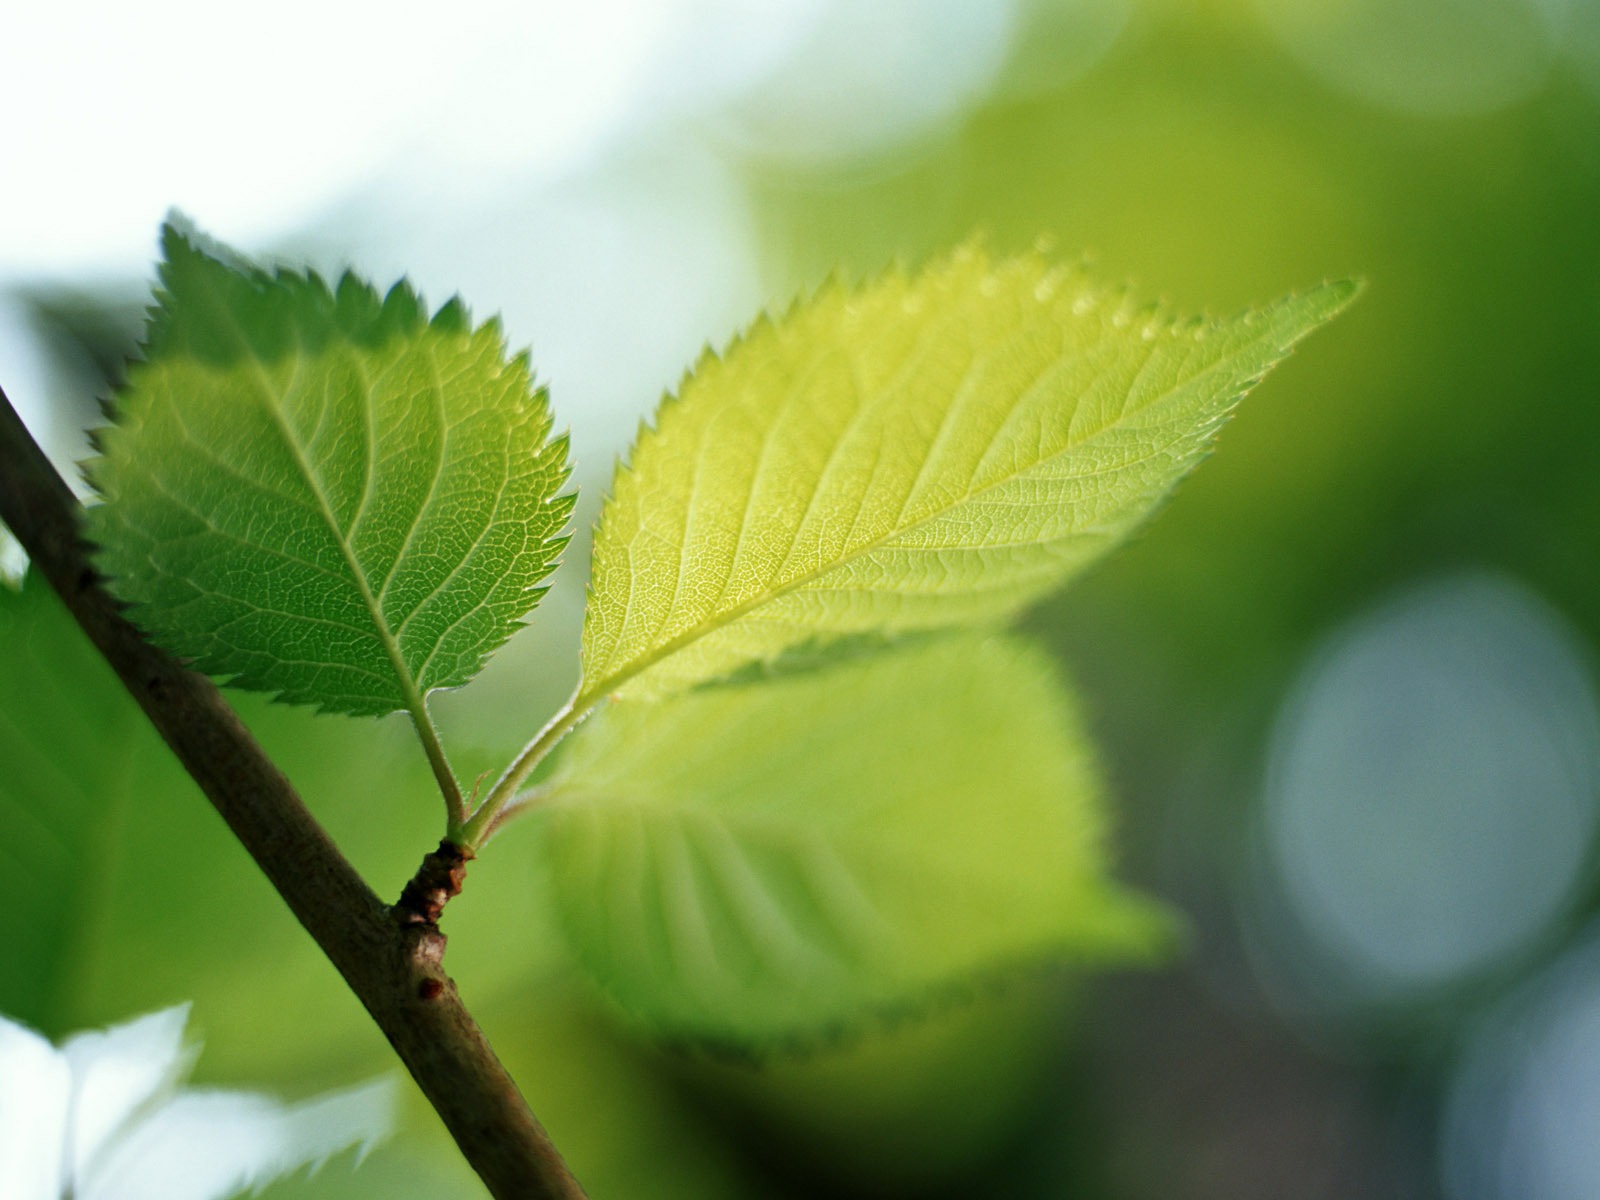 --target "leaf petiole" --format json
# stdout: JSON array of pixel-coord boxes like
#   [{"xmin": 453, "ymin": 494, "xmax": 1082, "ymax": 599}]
[
  {"xmin": 408, "ymin": 692, "xmax": 467, "ymax": 828},
  {"xmin": 467, "ymin": 784, "xmax": 556, "ymax": 847},
  {"xmin": 455, "ymin": 692, "xmax": 588, "ymax": 848}
]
